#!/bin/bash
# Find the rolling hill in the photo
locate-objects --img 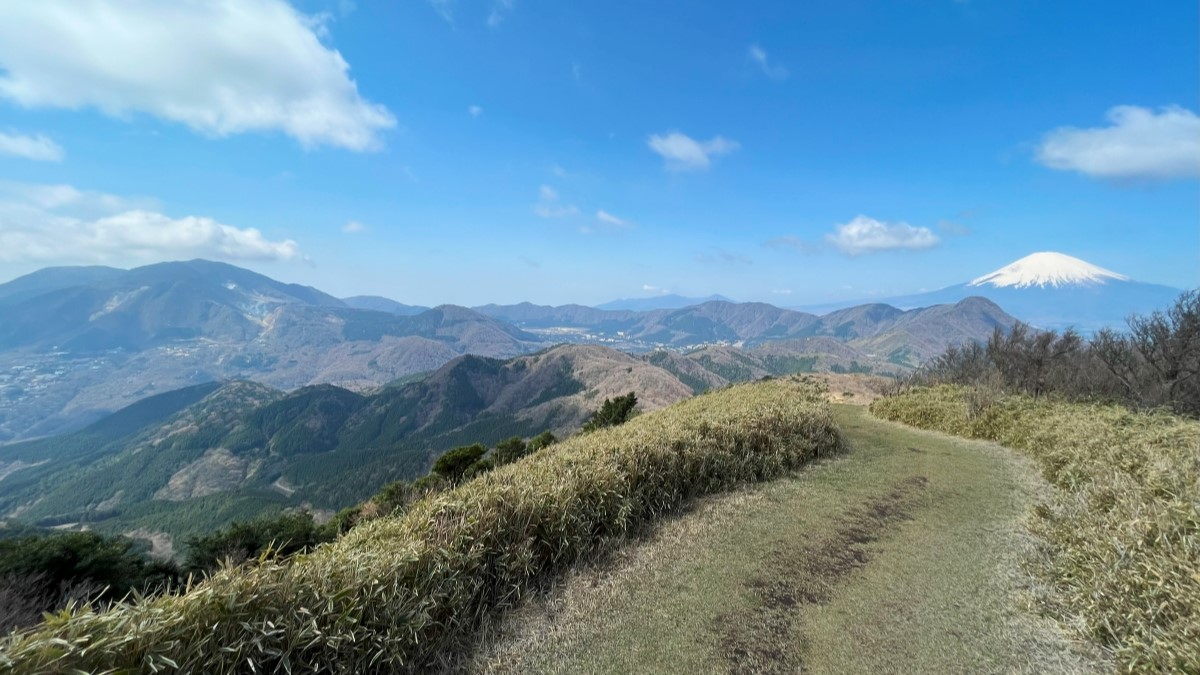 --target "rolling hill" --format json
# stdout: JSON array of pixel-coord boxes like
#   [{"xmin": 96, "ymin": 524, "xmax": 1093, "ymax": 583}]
[{"xmin": 0, "ymin": 345, "xmax": 695, "ymax": 548}]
